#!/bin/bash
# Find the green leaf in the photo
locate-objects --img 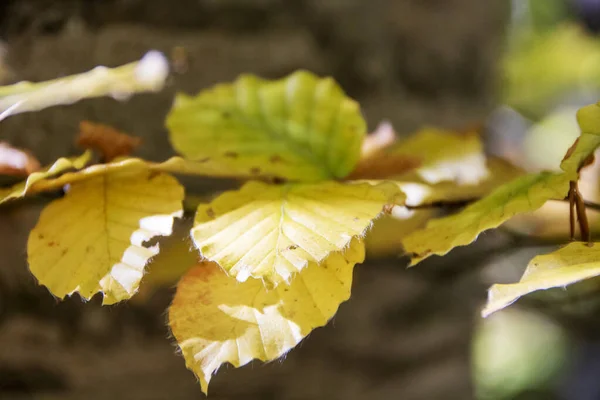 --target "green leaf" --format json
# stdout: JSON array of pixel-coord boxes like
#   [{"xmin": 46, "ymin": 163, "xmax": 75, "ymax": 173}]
[
  {"xmin": 403, "ymin": 172, "xmax": 571, "ymax": 265},
  {"xmin": 28, "ymin": 163, "xmax": 184, "ymax": 304},
  {"xmin": 166, "ymin": 70, "xmax": 366, "ymax": 182},
  {"xmin": 503, "ymin": 24, "xmax": 600, "ymax": 118},
  {"xmin": 483, "ymin": 242, "xmax": 600, "ymax": 317},
  {"xmin": 0, "ymin": 51, "xmax": 169, "ymax": 121},
  {"xmin": 560, "ymin": 102, "xmax": 600, "ymax": 175},
  {"xmin": 169, "ymin": 239, "xmax": 364, "ymax": 394},
  {"xmin": 191, "ymin": 180, "xmax": 404, "ymax": 286},
  {"xmin": 0, "ymin": 151, "xmax": 91, "ymax": 204}
]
